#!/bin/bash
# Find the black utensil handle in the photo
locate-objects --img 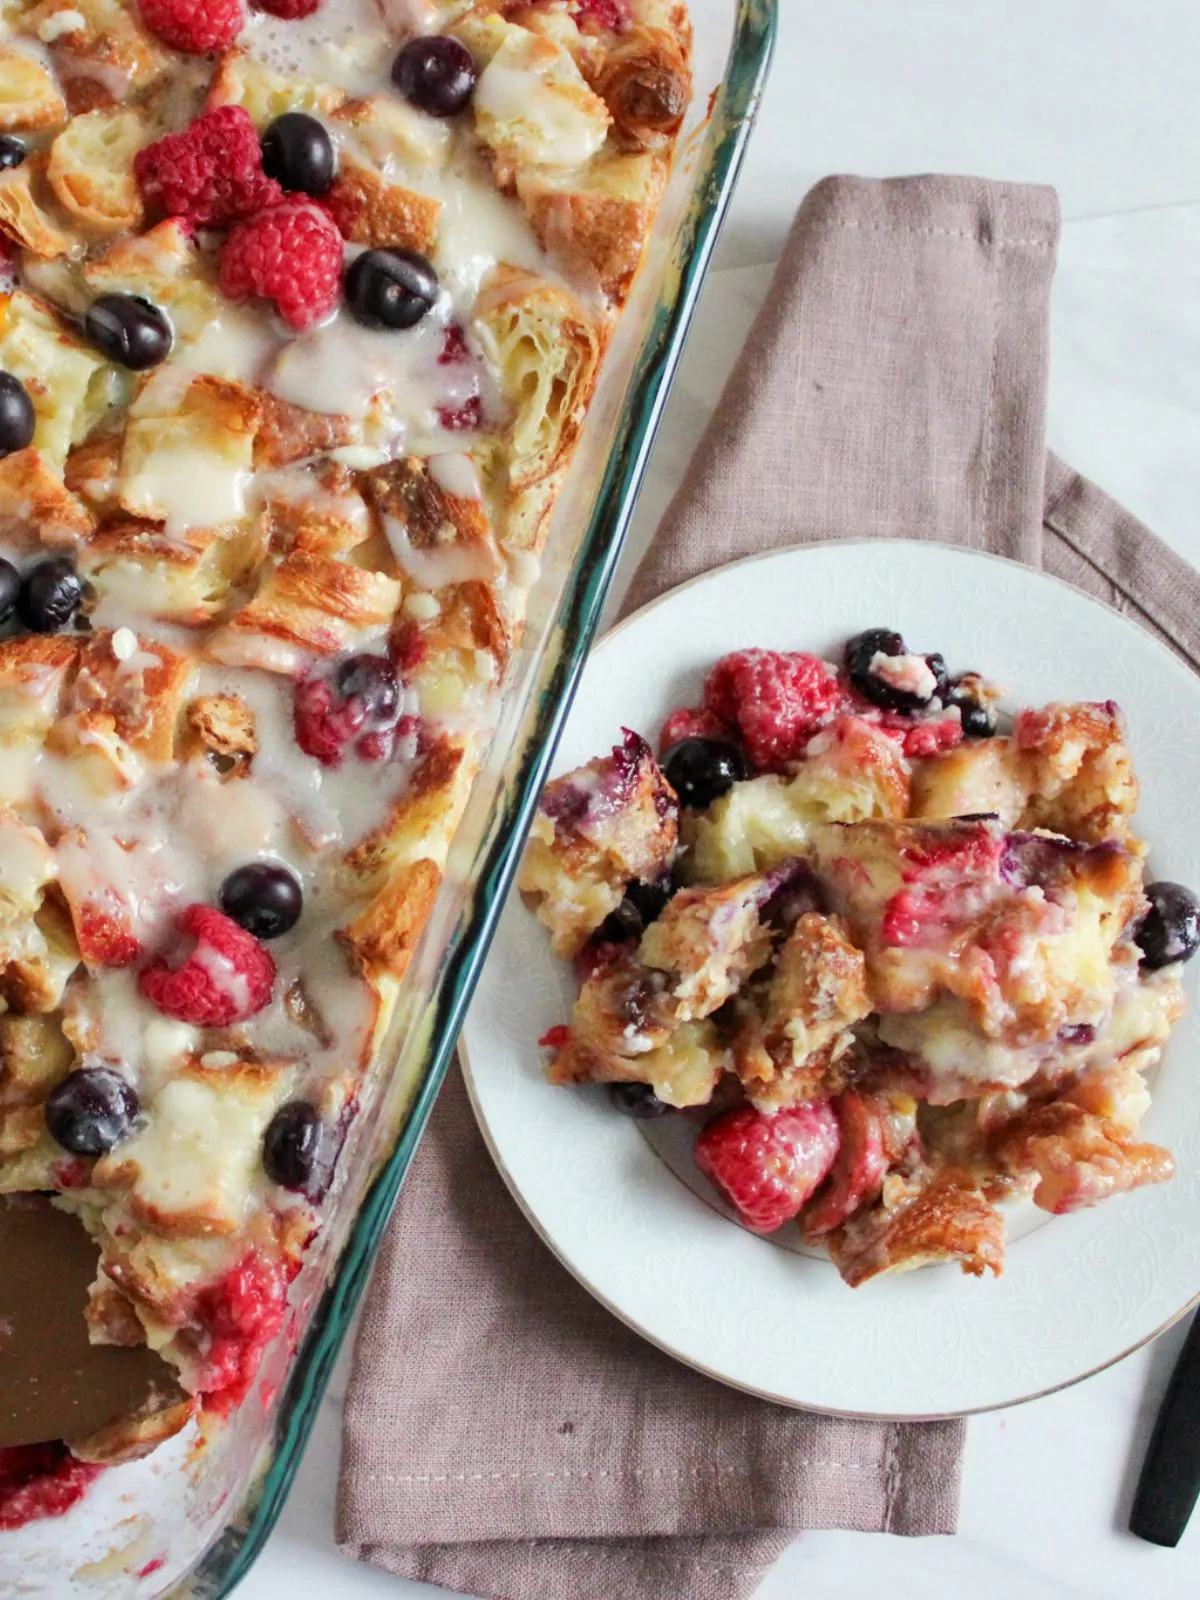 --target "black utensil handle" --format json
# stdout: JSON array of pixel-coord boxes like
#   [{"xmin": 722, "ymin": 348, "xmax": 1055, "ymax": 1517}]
[{"xmin": 1131, "ymin": 1309, "xmax": 1200, "ymax": 1546}]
